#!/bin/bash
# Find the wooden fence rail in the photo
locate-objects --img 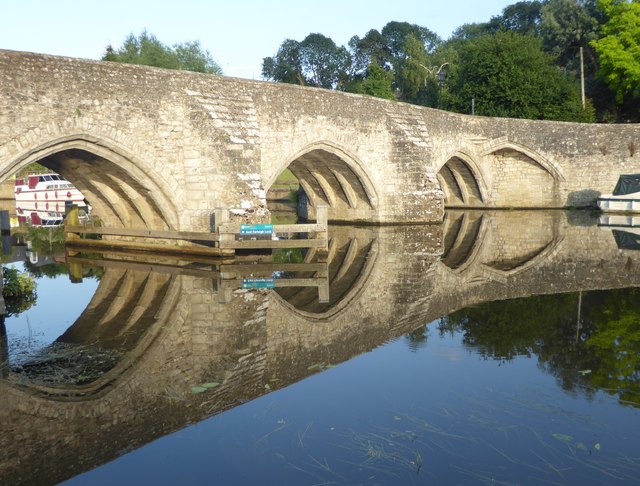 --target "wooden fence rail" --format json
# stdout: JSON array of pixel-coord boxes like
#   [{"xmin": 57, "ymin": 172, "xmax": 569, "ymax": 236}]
[
  {"xmin": 65, "ymin": 254, "xmax": 330, "ymax": 304},
  {"xmin": 63, "ymin": 205, "xmax": 329, "ymax": 257}
]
